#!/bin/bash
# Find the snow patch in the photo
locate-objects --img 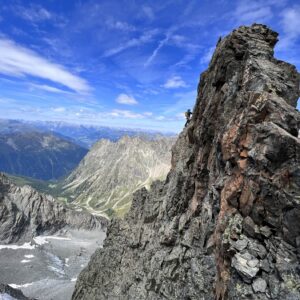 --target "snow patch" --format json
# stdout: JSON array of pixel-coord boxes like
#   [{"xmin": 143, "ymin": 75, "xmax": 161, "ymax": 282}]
[
  {"xmin": 21, "ymin": 259, "xmax": 31, "ymax": 263},
  {"xmin": 47, "ymin": 252, "xmax": 65, "ymax": 277},
  {"xmin": 71, "ymin": 278, "xmax": 77, "ymax": 282},
  {"xmin": 24, "ymin": 254, "xmax": 34, "ymax": 259},
  {"xmin": 65, "ymin": 257, "xmax": 70, "ymax": 267},
  {"xmin": 9, "ymin": 283, "xmax": 33, "ymax": 289},
  {"xmin": 33, "ymin": 235, "xmax": 71, "ymax": 245},
  {"xmin": 0, "ymin": 243, "xmax": 35, "ymax": 250}
]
